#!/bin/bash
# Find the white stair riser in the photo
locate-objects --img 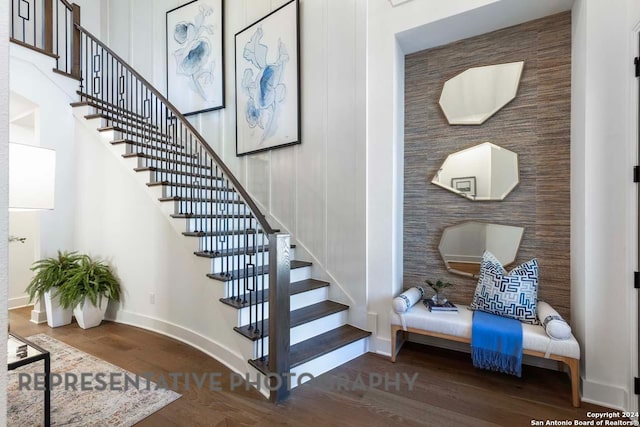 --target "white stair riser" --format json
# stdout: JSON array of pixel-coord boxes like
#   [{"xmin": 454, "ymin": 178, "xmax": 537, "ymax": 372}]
[
  {"xmin": 220, "ymin": 265, "xmax": 311, "ymax": 297},
  {"xmin": 135, "ymin": 158, "xmax": 213, "ymax": 174},
  {"xmin": 183, "ymin": 217, "xmax": 252, "ymax": 233},
  {"xmin": 194, "ymin": 234, "xmax": 270, "ymax": 253},
  {"xmin": 145, "ymin": 171, "xmax": 226, "ymax": 188},
  {"xmin": 99, "ymin": 128, "xmax": 180, "ymax": 149},
  {"xmin": 288, "ymin": 338, "xmax": 369, "ymax": 390},
  {"xmin": 236, "ymin": 285, "xmax": 327, "ymax": 325},
  {"xmin": 254, "ymin": 310, "xmax": 348, "ymax": 355},
  {"xmin": 162, "ymin": 186, "xmax": 236, "ymax": 200},
  {"xmin": 238, "ymin": 310, "xmax": 348, "ymax": 360},
  {"xmin": 170, "ymin": 200, "xmax": 248, "ymax": 216},
  {"xmin": 88, "ymin": 116, "xmax": 157, "ymax": 129},
  {"xmin": 120, "ymin": 146, "xmax": 198, "ymax": 164},
  {"xmin": 203, "ymin": 248, "xmax": 295, "ymax": 273}
]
